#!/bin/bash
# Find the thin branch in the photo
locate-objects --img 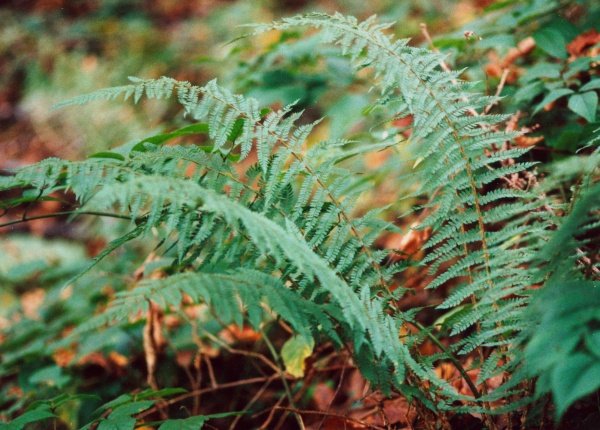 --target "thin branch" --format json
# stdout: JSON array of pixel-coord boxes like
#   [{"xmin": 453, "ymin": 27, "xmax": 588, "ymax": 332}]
[
  {"xmin": 137, "ymin": 375, "xmax": 283, "ymax": 420},
  {"xmin": 229, "ymin": 377, "xmax": 274, "ymax": 430},
  {"xmin": 260, "ymin": 327, "xmax": 304, "ymax": 430},
  {"xmin": 276, "ymin": 406, "xmax": 387, "ymax": 430},
  {"xmin": 0, "ymin": 210, "xmax": 134, "ymax": 229},
  {"xmin": 484, "ymin": 68, "xmax": 510, "ymax": 114},
  {"xmin": 317, "ymin": 353, "xmax": 348, "ymax": 430},
  {"xmin": 409, "ymin": 321, "xmax": 481, "ymax": 399}
]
